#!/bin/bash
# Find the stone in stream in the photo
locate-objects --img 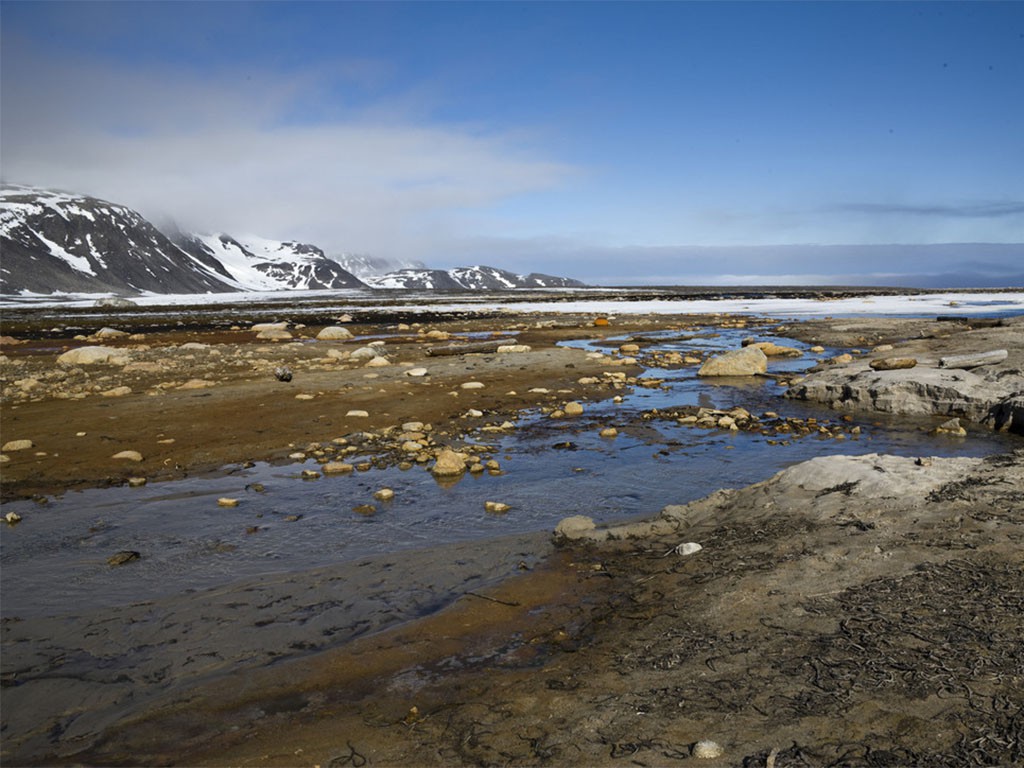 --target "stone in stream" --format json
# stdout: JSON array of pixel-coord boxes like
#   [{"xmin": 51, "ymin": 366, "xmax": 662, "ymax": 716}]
[
  {"xmin": 373, "ymin": 488, "xmax": 395, "ymax": 501},
  {"xmin": 107, "ymin": 551, "xmax": 140, "ymax": 567},
  {"xmin": 563, "ymin": 401, "xmax": 585, "ymax": 416},
  {"xmin": 218, "ymin": 497, "xmax": 240, "ymax": 507},
  {"xmin": 750, "ymin": 341, "xmax": 802, "ymax": 357},
  {"xmin": 697, "ymin": 346, "xmax": 767, "ymax": 377},
  {"xmin": 933, "ymin": 418, "xmax": 967, "ymax": 437},
  {"xmin": 323, "ymin": 462, "xmax": 354, "ymax": 474},
  {"xmin": 484, "ymin": 501, "xmax": 511, "ymax": 514},
  {"xmin": 431, "ymin": 449, "xmax": 467, "ymax": 477}
]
